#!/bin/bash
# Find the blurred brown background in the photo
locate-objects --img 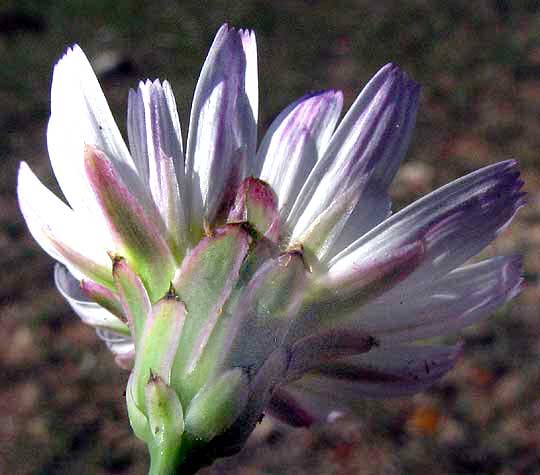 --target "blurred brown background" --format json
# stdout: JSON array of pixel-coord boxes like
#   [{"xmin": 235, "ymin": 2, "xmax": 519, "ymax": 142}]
[{"xmin": 1, "ymin": 1, "xmax": 540, "ymax": 474}]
